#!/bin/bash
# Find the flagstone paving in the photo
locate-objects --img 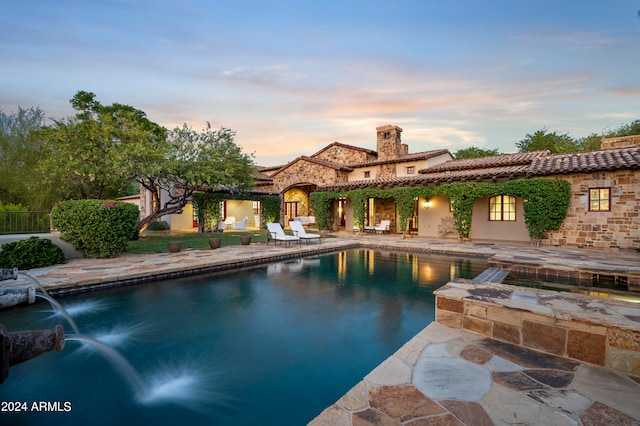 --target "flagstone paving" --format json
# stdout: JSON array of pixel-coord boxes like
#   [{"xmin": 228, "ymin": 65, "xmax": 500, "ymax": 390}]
[
  {"xmin": 310, "ymin": 323, "xmax": 640, "ymax": 425},
  {"xmin": 2, "ymin": 232, "xmax": 640, "ymax": 425}
]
